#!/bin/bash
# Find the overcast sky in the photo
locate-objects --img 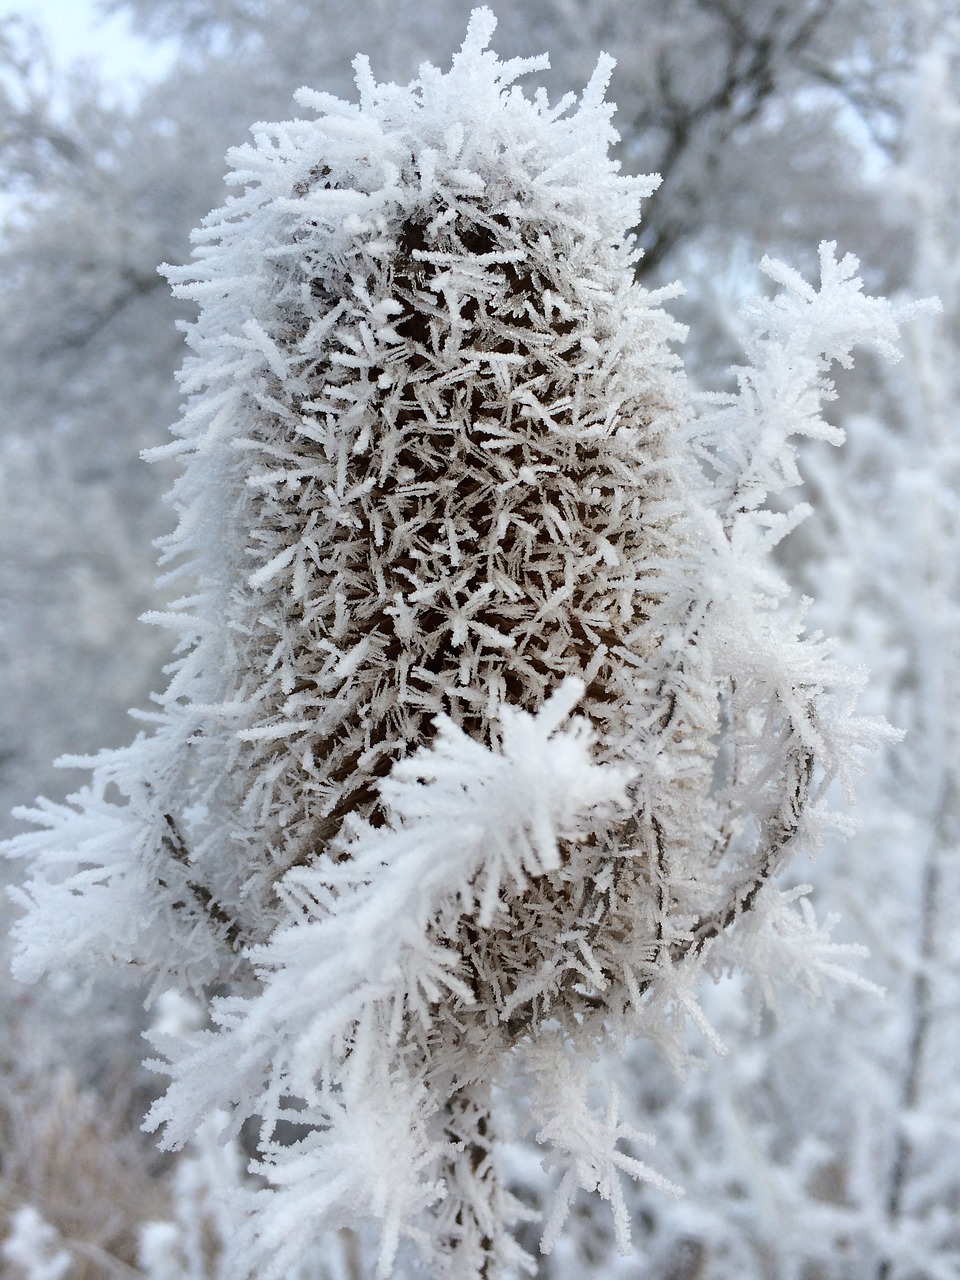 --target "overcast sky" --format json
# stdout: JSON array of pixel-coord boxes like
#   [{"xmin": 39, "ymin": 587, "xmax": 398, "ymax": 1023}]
[{"xmin": 0, "ymin": 0, "xmax": 173, "ymax": 89}]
